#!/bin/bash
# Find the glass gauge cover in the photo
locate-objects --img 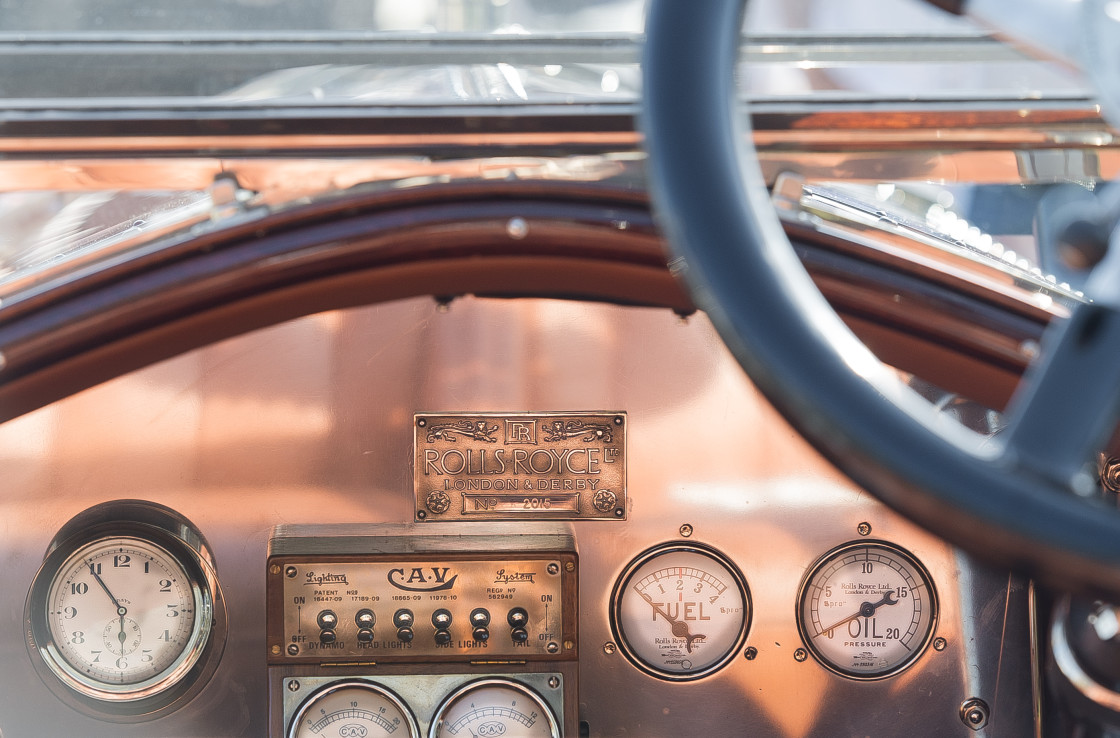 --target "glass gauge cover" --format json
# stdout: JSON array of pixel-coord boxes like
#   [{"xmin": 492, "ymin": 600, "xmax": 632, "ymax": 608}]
[
  {"xmin": 24, "ymin": 500, "xmax": 226, "ymax": 720},
  {"xmin": 431, "ymin": 679, "xmax": 559, "ymax": 738},
  {"xmin": 46, "ymin": 536, "xmax": 204, "ymax": 690},
  {"xmin": 611, "ymin": 543, "xmax": 750, "ymax": 680},
  {"xmin": 289, "ymin": 680, "xmax": 418, "ymax": 738},
  {"xmin": 797, "ymin": 540, "xmax": 938, "ymax": 679}
]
